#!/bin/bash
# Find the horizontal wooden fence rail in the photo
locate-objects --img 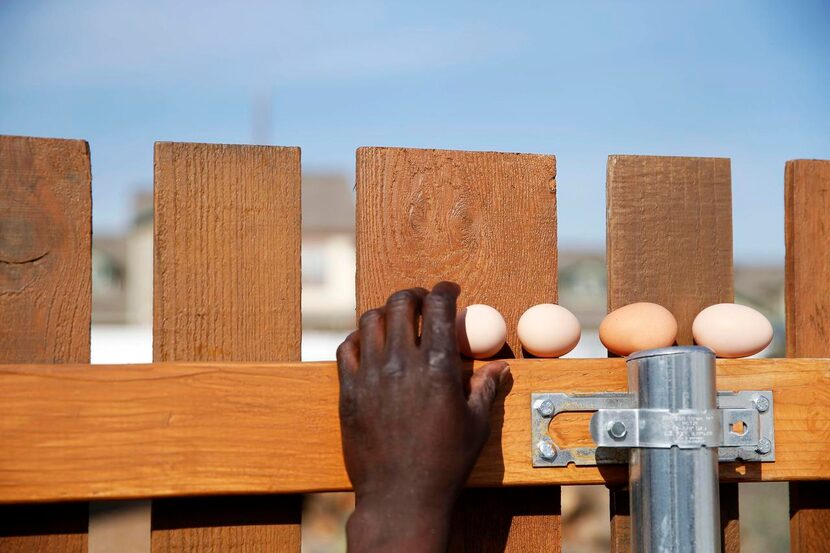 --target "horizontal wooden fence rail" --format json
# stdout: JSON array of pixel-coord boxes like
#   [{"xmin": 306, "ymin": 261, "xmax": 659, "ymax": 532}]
[{"xmin": 1, "ymin": 357, "xmax": 829, "ymax": 504}]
